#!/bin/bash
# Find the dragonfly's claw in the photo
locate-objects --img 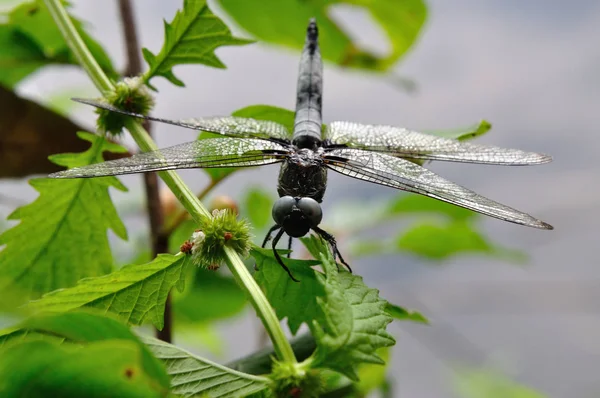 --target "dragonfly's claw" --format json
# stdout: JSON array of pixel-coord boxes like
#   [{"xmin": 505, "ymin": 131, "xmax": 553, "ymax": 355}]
[{"xmin": 313, "ymin": 226, "xmax": 352, "ymax": 273}]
